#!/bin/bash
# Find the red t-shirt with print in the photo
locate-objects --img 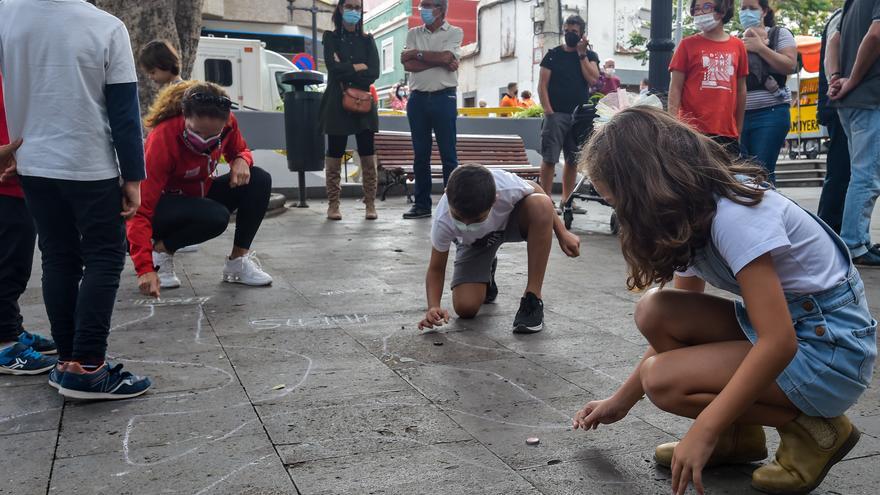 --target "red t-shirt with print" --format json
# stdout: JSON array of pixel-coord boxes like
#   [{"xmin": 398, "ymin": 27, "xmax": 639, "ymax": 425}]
[
  {"xmin": 0, "ymin": 71, "xmax": 23, "ymax": 199},
  {"xmin": 669, "ymin": 34, "xmax": 749, "ymax": 138}
]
